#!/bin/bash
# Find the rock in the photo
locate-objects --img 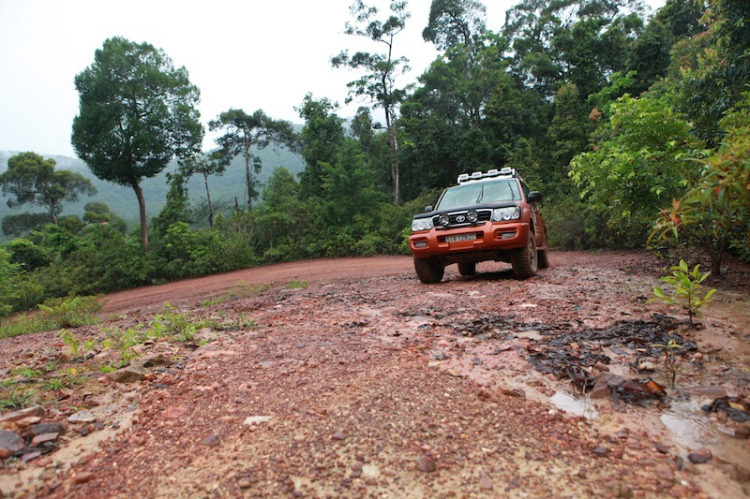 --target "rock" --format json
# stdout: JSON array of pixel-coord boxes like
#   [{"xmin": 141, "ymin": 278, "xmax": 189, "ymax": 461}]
[
  {"xmin": 68, "ymin": 410, "xmax": 96, "ymax": 424},
  {"xmin": 655, "ymin": 465, "xmax": 675, "ymax": 483},
  {"xmin": 616, "ymin": 428, "xmax": 629, "ymax": 439},
  {"xmin": 0, "ymin": 406, "xmax": 45, "ymax": 428},
  {"xmin": 594, "ymin": 362, "xmax": 610, "ymax": 372},
  {"xmin": 243, "ymin": 415, "xmax": 272, "ymax": 425},
  {"xmin": 497, "ymin": 387, "xmax": 526, "ymax": 398},
  {"xmin": 106, "ymin": 365, "xmax": 151, "ymax": 383},
  {"xmin": 688, "ymin": 449, "xmax": 712, "ymax": 464},
  {"xmin": 30, "ymin": 422, "xmax": 66, "ymax": 436},
  {"xmin": 638, "ymin": 361, "xmax": 656, "ymax": 371},
  {"xmin": 590, "ymin": 373, "xmax": 625, "ymax": 399},
  {"xmin": 332, "ymin": 431, "xmax": 347, "ymax": 441},
  {"xmin": 653, "ymin": 442, "xmax": 670, "ymax": 454},
  {"xmin": 162, "ymin": 407, "xmax": 188, "ymax": 419},
  {"xmin": 446, "ymin": 369, "xmax": 462, "ymax": 378},
  {"xmin": 31, "ymin": 433, "xmax": 59, "ymax": 446},
  {"xmin": 479, "ymin": 477, "xmax": 493, "ymax": 490},
  {"xmin": 71, "ymin": 471, "xmax": 95, "ymax": 484},
  {"xmin": 201, "ymin": 434, "xmax": 221, "ymax": 446},
  {"xmin": 417, "ymin": 455, "xmax": 437, "ymax": 472},
  {"xmin": 0, "ymin": 448, "xmax": 10, "ymax": 459},
  {"xmin": 734, "ymin": 424, "xmax": 750, "ymax": 439},
  {"xmin": 0, "ymin": 429, "xmax": 25, "ymax": 454},
  {"xmin": 137, "ymin": 353, "xmax": 172, "ymax": 368},
  {"xmin": 593, "ymin": 446, "xmax": 610, "ymax": 457}
]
